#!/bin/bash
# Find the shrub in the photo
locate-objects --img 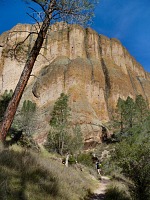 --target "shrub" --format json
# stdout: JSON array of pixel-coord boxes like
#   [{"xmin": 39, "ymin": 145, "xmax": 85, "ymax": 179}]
[
  {"xmin": 62, "ymin": 155, "xmax": 76, "ymax": 165},
  {"xmin": 105, "ymin": 180, "xmax": 131, "ymax": 200},
  {"xmin": 0, "ymin": 90, "xmax": 13, "ymax": 121},
  {"xmin": 105, "ymin": 186, "xmax": 131, "ymax": 200},
  {"xmin": 112, "ymin": 135, "xmax": 150, "ymax": 200},
  {"xmin": 68, "ymin": 155, "xmax": 76, "ymax": 165},
  {"xmin": 77, "ymin": 153, "xmax": 93, "ymax": 167}
]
